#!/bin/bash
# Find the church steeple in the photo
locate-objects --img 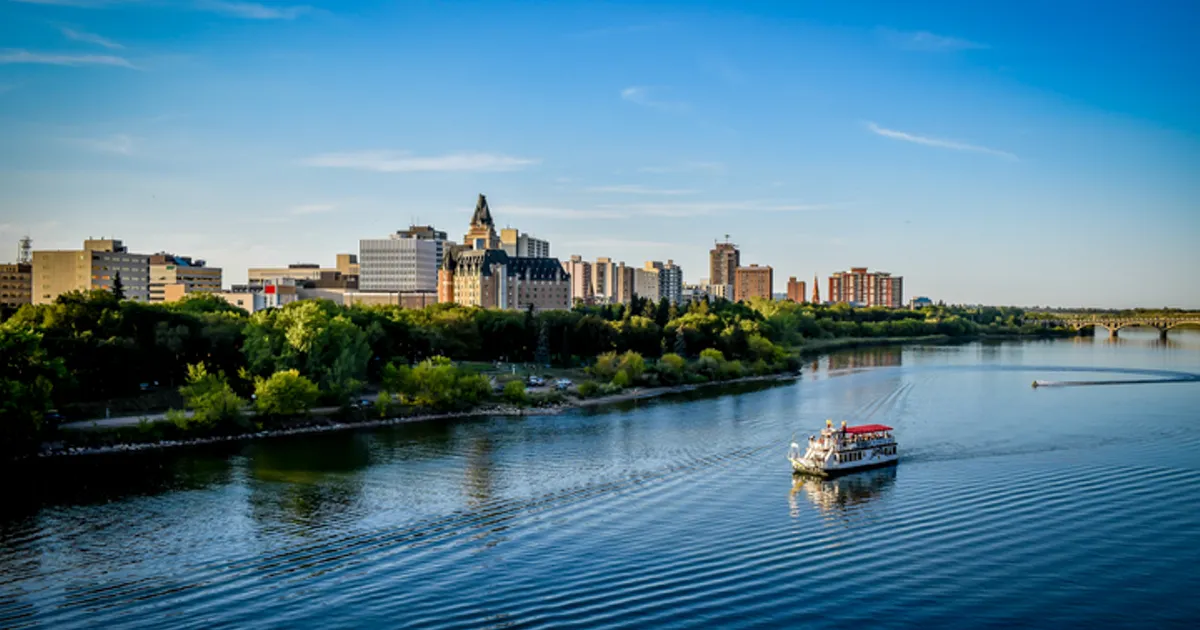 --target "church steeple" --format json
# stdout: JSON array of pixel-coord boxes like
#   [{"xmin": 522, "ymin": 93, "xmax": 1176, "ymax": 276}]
[
  {"xmin": 464, "ymin": 193, "xmax": 501, "ymax": 250},
  {"xmin": 812, "ymin": 273, "xmax": 820, "ymax": 304}
]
